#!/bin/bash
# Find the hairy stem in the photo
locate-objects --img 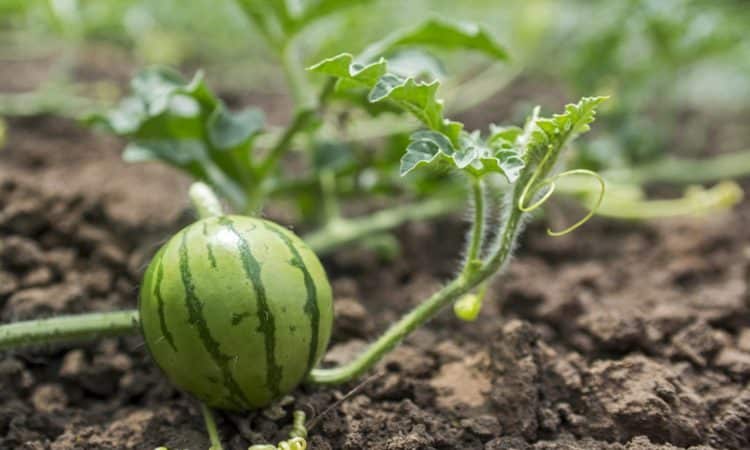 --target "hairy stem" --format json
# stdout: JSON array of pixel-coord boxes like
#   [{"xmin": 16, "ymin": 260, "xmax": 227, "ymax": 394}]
[
  {"xmin": 243, "ymin": 76, "xmax": 335, "ymax": 216},
  {"xmin": 258, "ymin": 110, "xmax": 316, "ymax": 178},
  {"xmin": 0, "ymin": 311, "xmax": 139, "ymax": 352},
  {"xmin": 307, "ymin": 277, "xmax": 471, "ymax": 384},
  {"xmin": 307, "ymin": 182, "xmax": 525, "ymax": 385},
  {"xmin": 464, "ymin": 178, "xmax": 485, "ymax": 273}
]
